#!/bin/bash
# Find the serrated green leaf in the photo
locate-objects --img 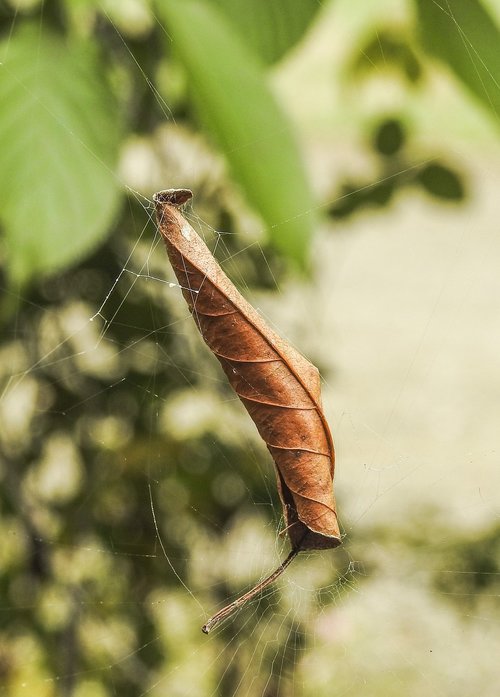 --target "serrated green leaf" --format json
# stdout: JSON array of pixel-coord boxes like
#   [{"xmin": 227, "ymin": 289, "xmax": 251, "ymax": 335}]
[
  {"xmin": 0, "ymin": 27, "xmax": 122, "ymax": 285},
  {"xmin": 157, "ymin": 0, "xmax": 316, "ymax": 268},
  {"xmin": 415, "ymin": 0, "xmax": 500, "ymax": 122},
  {"xmin": 210, "ymin": 0, "xmax": 321, "ymax": 65}
]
